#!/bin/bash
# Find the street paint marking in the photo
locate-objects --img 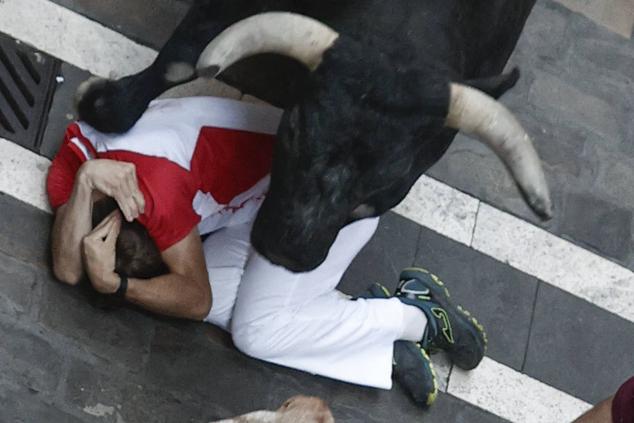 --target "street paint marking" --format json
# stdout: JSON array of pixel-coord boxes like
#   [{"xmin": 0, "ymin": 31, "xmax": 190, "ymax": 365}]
[
  {"xmin": 449, "ymin": 357, "xmax": 591, "ymax": 422},
  {"xmin": 473, "ymin": 203, "xmax": 634, "ymax": 323},
  {"xmin": 393, "ymin": 175, "xmax": 479, "ymax": 246},
  {"xmin": 0, "ymin": 0, "xmax": 154, "ymax": 79},
  {"xmin": 395, "ymin": 178, "xmax": 634, "ymax": 324},
  {"xmin": 0, "ymin": 137, "xmax": 51, "ymax": 213}
]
